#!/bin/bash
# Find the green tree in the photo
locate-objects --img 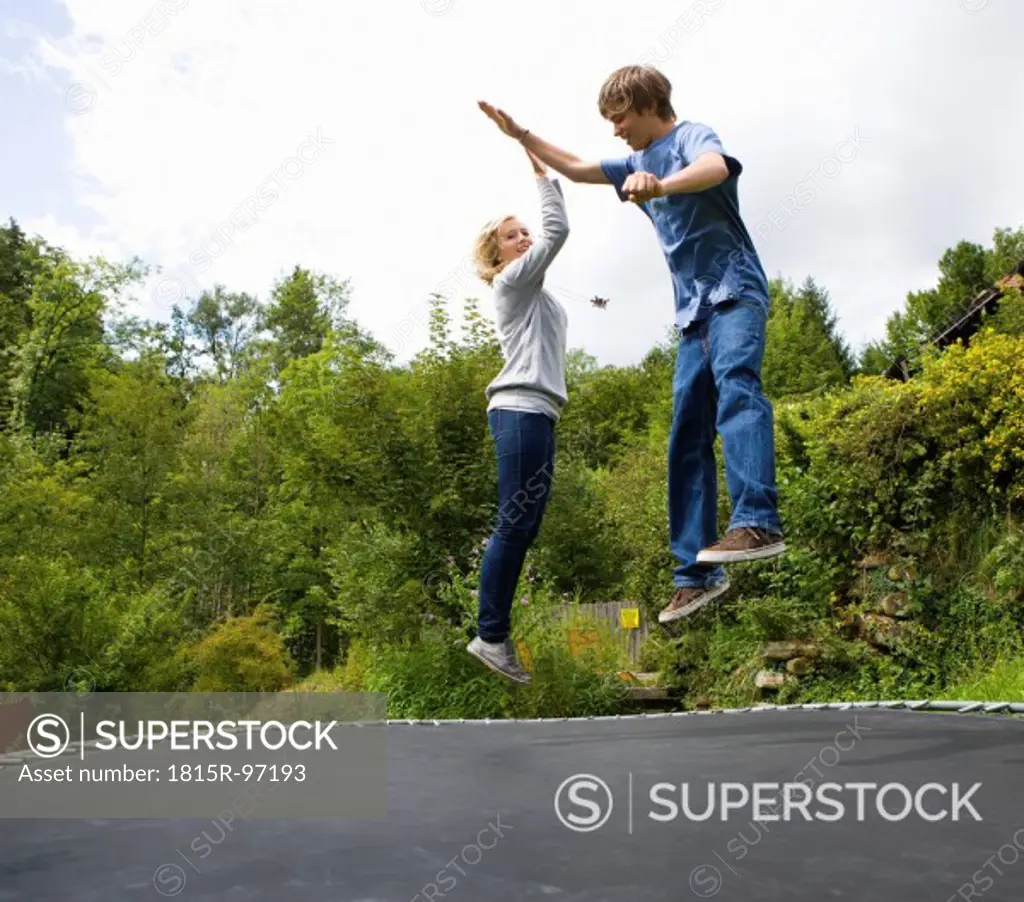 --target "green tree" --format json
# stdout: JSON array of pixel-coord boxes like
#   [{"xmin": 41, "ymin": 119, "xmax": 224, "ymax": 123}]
[
  {"xmin": 857, "ymin": 341, "xmax": 894, "ymax": 376},
  {"xmin": 557, "ymin": 363, "xmax": 655, "ymax": 468},
  {"xmin": 565, "ymin": 348, "xmax": 599, "ymax": 385},
  {"xmin": 7, "ymin": 256, "xmax": 137, "ymax": 436},
  {"xmin": 70, "ymin": 350, "xmax": 190, "ymax": 585},
  {"xmin": 864, "ymin": 232, "xmax": 1016, "ymax": 376},
  {"xmin": 187, "ymin": 285, "xmax": 261, "ymax": 383},
  {"xmin": 0, "ymin": 219, "xmax": 38, "ymax": 428},
  {"xmin": 985, "ymin": 288, "xmax": 1024, "ymax": 337},
  {"xmin": 260, "ymin": 266, "xmax": 351, "ymax": 373},
  {"xmin": 985, "ymin": 226, "xmax": 1024, "ymax": 286},
  {"xmin": 762, "ymin": 277, "xmax": 853, "ymax": 399}
]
